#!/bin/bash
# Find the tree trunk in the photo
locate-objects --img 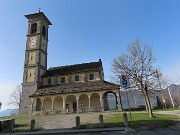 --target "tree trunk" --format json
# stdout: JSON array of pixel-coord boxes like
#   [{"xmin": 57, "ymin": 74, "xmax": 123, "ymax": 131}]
[
  {"xmin": 143, "ymin": 96, "xmax": 149, "ymax": 113},
  {"xmin": 144, "ymin": 90, "xmax": 153, "ymax": 118}
]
